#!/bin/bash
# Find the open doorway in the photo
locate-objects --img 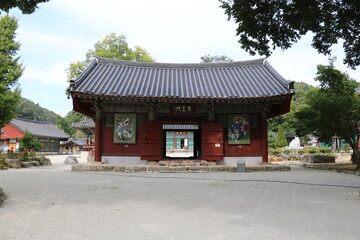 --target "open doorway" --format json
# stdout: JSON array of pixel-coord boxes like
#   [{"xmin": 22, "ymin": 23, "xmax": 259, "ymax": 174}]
[{"xmin": 163, "ymin": 125, "xmax": 200, "ymax": 159}]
